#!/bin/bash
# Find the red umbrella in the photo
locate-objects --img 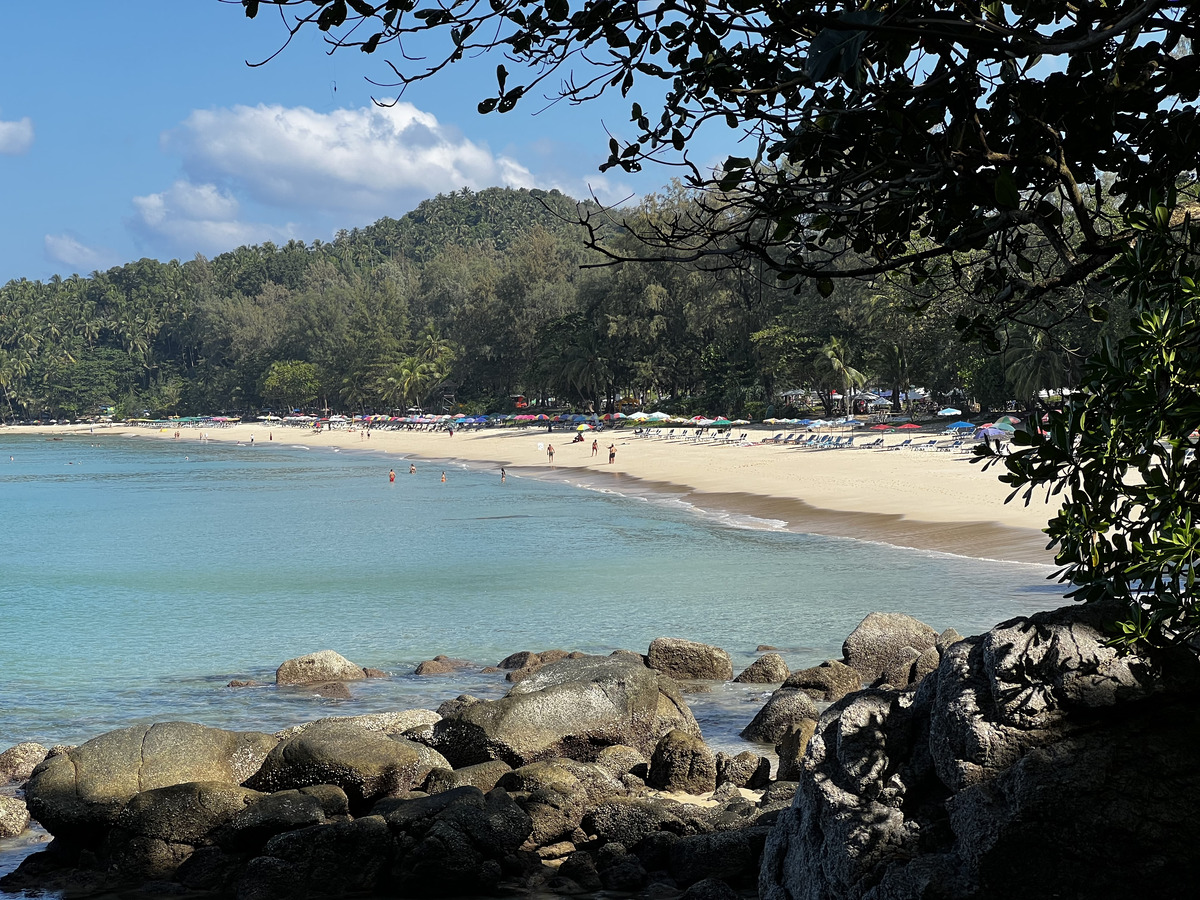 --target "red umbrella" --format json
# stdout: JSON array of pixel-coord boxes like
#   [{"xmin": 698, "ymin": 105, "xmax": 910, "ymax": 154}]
[
  {"xmin": 870, "ymin": 423, "xmax": 893, "ymax": 430},
  {"xmin": 897, "ymin": 422, "xmax": 921, "ymax": 429}
]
